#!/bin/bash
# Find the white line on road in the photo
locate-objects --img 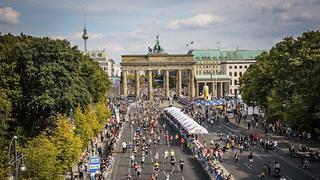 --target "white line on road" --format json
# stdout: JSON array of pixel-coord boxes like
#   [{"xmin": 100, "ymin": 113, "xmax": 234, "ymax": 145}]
[
  {"xmin": 151, "ymin": 157, "xmax": 154, "ymax": 162},
  {"xmin": 284, "ymin": 175, "xmax": 293, "ymax": 180},
  {"xmin": 244, "ymin": 163, "xmax": 252, "ymax": 170},
  {"xmin": 255, "ymin": 155, "xmax": 263, "ymax": 160},
  {"xmin": 182, "ymin": 175, "xmax": 185, "ymax": 180}
]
